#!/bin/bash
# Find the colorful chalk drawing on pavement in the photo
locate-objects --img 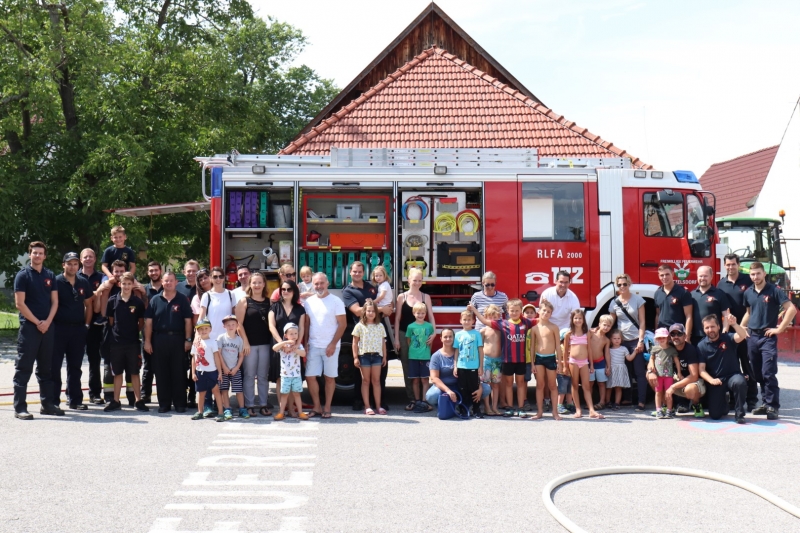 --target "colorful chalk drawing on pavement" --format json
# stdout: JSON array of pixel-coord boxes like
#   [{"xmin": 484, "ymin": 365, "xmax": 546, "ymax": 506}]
[{"xmin": 679, "ymin": 418, "xmax": 799, "ymax": 435}]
